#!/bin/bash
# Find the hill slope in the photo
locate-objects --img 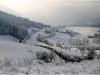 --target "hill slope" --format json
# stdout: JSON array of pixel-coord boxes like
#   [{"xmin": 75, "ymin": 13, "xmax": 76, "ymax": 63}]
[
  {"xmin": 0, "ymin": 10, "xmax": 50, "ymax": 41},
  {"xmin": 0, "ymin": 10, "xmax": 50, "ymax": 28},
  {"xmin": 0, "ymin": 40, "xmax": 100, "ymax": 74},
  {"xmin": 0, "ymin": 35, "xmax": 18, "ymax": 42}
]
